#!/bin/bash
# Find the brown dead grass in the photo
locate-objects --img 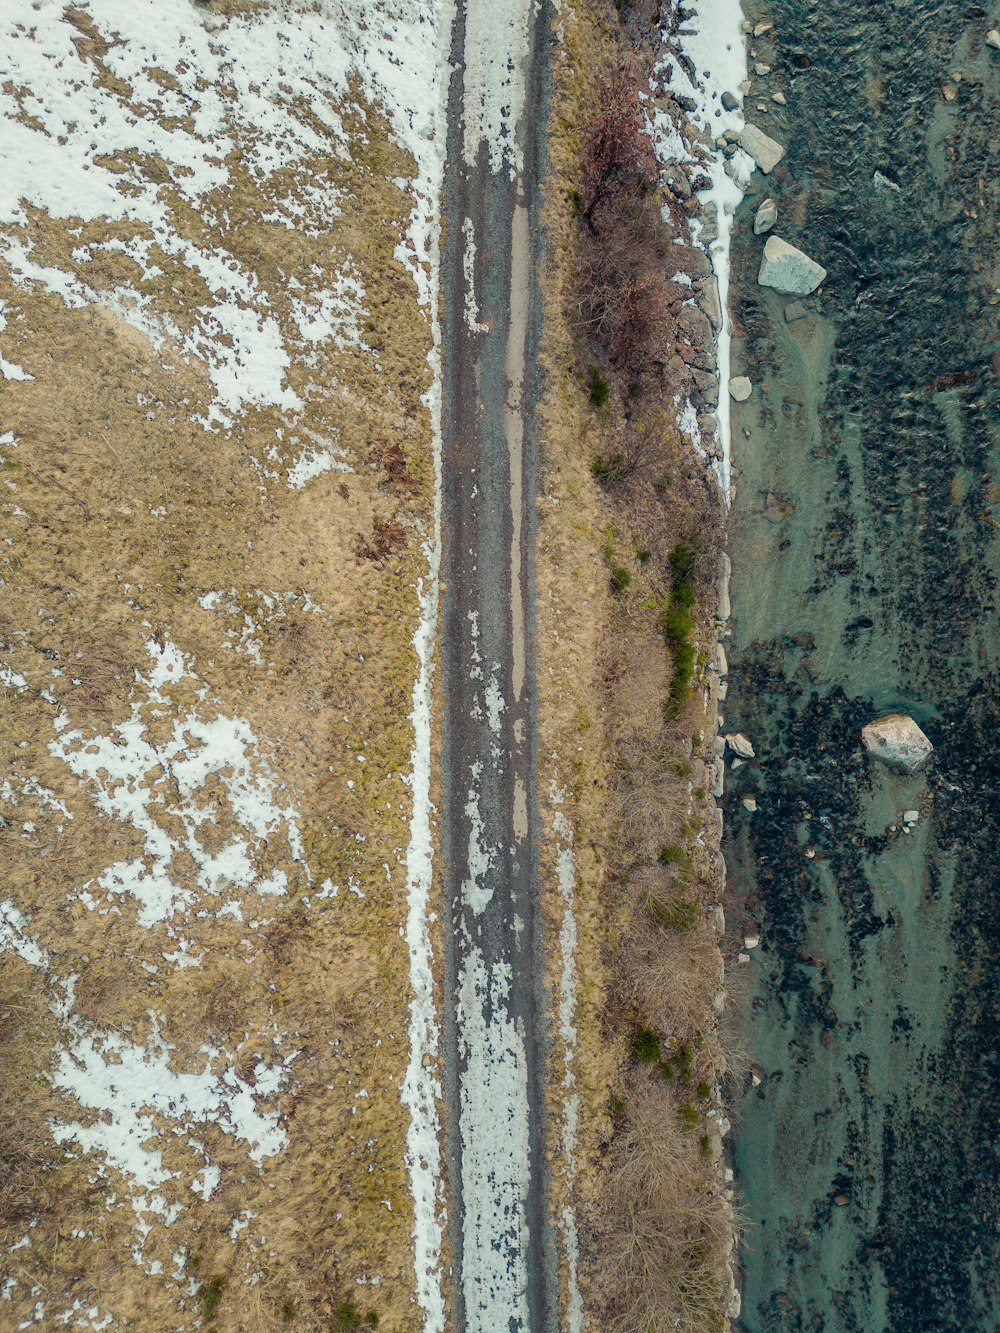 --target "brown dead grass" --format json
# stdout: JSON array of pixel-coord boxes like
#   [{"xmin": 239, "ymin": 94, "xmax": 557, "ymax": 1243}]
[
  {"xmin": 0, "ymin": 15, "xmax": 436, "ymax": 1328},
  {"xmin": 536, "ymin": 1, "xmax": 737, "ymax": 1328}
]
